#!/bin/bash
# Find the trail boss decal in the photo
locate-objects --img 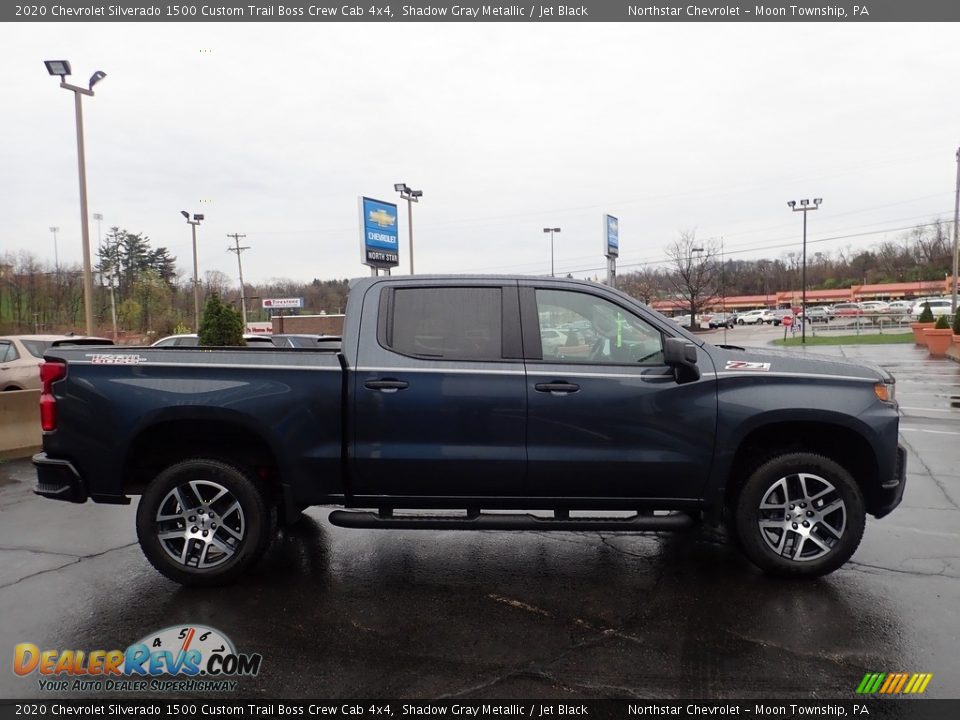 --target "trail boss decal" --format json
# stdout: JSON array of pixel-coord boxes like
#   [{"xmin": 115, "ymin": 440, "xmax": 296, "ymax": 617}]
[
  {"xmin": 86, "ymin": 354, "xmax": 147, "ymax": 365},
  {"xmin": 725, "ymin": 360, "xmax": 772, "ymax": 371}
]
